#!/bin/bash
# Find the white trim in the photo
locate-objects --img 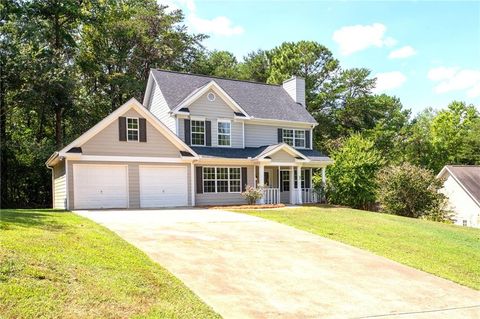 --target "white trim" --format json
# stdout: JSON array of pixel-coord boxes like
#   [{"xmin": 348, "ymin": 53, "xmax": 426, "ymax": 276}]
[
  {"xmin": 190, "ymin": 115, "xmax": 206, "ymax": 121},
  {"xmin": 242, "ymin": 121, "xmax": 245, "ymax": 148},
  {"xmin": 438, "ymin": 166, "xmax": 480, "ymax": 208},
  {"xmin": 56, "ymin": 98, "xmax": 198, "ymax": 158},
  {"xmin": 282, "ymin": 128, "xmax": 307, "ymax": 149},
  {"xmin": 190, "ymin": 162, "xmax": 195, "ymax": 206},
  {"xmin": 65, "ymin": 158, "xmax": 70, "ymax": 210},
  {"xmin": 171, "ymin": 81, "xmax": 250, "ymax": 118},
  {"xmin": 63, "ymin": 155, "xmax": 195, "ymax": 163},
  {"xmin": 143, "ymin": 72, "xmax": 155, "ymax": 107},
  {"xmin": 191, "ymin": 119, "xmax": 206, "ymax": 147},
  {"xmin": 310, "ymin": 129, "xmax": 313, "ymax": 150},
  {"xmin": 246, "ymin": 117, "xmax": 316, "ymax": 128},
  {"xmin": 217, "ymin": 119, "xmax": 231, "ymax": 147},
  {"xmin": 126, "ymin": 117, "xmax": 139, "ymax": 142},
  {"xmin": 256, "ymin": 143, "xmax": 309, "ymax": 161}
]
